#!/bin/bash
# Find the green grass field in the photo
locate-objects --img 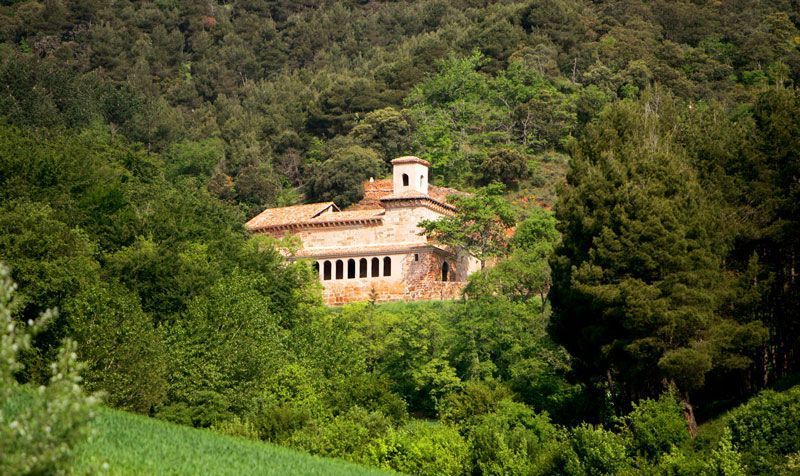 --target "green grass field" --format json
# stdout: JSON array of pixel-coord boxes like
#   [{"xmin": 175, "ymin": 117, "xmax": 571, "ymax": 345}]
[{"xmin": 71, "ymin": 408, "xmax": 391, "ymax": 475}]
